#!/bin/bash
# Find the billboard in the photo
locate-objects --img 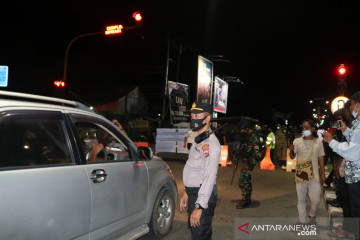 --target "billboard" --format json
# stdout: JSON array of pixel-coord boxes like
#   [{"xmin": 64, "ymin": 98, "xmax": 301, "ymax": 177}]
[
  {"xmin": 197, "ymin": 56, "xmax": 213, "ymax": 104},
  {"xmin": 0, "ymin": 65, "xmax": 9, "ymax": 87},
  {"xmin": 213, "ymin": 76, "xmax": 228, "ymax": 114},
  {"xmin": 168, "ymin": 81, "xmax": 190, "ymax": 124}
]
